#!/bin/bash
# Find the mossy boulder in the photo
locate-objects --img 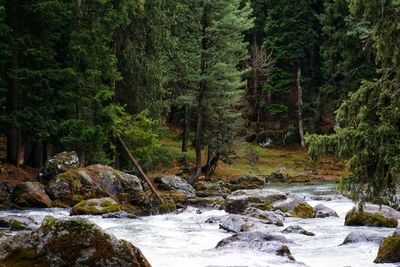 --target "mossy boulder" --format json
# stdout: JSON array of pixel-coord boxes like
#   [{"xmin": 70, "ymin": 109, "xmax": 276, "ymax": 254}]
[
  {"xmin": 229, "ymin": 175, "xmax": 264, "ymax": 190},
  {"xmin": 154, "ymin": 175, "xmax": 195, "ymax": 198},
  {"xmin": 0, "ymin": 215, "xmax": 37, "ymax": 231},
  {"xmin": 40, "ymin": 151, "xmax": 80, "ymax": 183},
  {"xmin": 345, "ymin": 209, "xmax": 398, "ymax": 228},
  {"xmin": 158, "ymin": 199, "xmax": 177, "ymax": 214},
  {"xmin": 193, "ymin": 180, "xmax": 231, "ymax": 197},
  {"xmin": 291, "ymin": 203, "xmax": 314, "ymax": 219},
  {"xmin": 70, "ymin": 197, "xmax": 122, "ymax": 216},
  {"xmin": 374, "ymin": 236, "xmax": 400, "ymax": 263},
  {"xmin": 188, "ymin": 196, "xmax": 225, "ymax": 209},
  {"xmin": 12, "ymin": 182, "xmax": 52, "ymax": 208},
  {"xmin": 0, "ymin": 216, "xmax": 151, "ymax": 267}
]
